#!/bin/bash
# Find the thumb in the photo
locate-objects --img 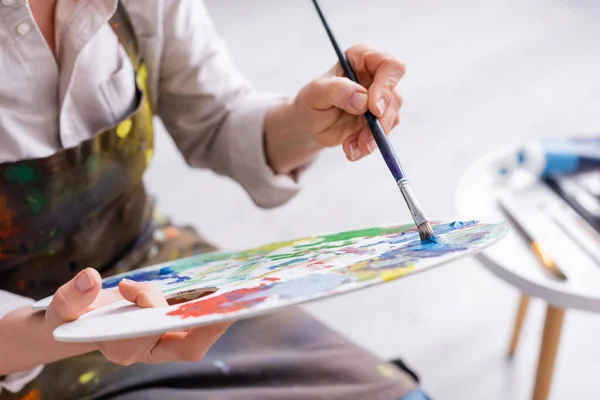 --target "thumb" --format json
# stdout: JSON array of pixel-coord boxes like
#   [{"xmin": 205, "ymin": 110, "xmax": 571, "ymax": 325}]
[
  {"xmin": 46, "ymin": 268, "xmax": 102, "ymax": 327},
  {"xmin": 302, "ymin": 76, "xmax": 369, "ymax": 115}
]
